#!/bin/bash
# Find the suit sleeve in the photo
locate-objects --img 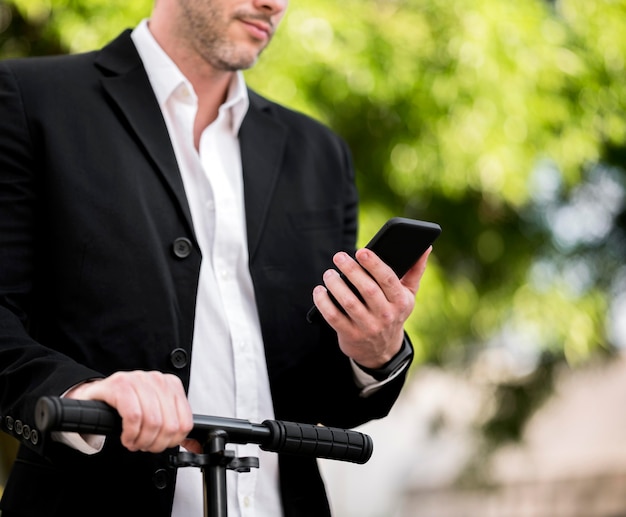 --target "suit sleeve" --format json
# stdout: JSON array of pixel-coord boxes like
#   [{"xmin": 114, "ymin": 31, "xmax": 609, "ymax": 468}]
[
  {"xmin": 249, "ymin": 107, "xmax": 412, "ymax": 430},
  {"xmin": 0, "ymin": 63, "xmax": 104, "ymax": 453},
  {"xmin": 312, "ymin": 134, "xmax": 413, "ymax": 429}
]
